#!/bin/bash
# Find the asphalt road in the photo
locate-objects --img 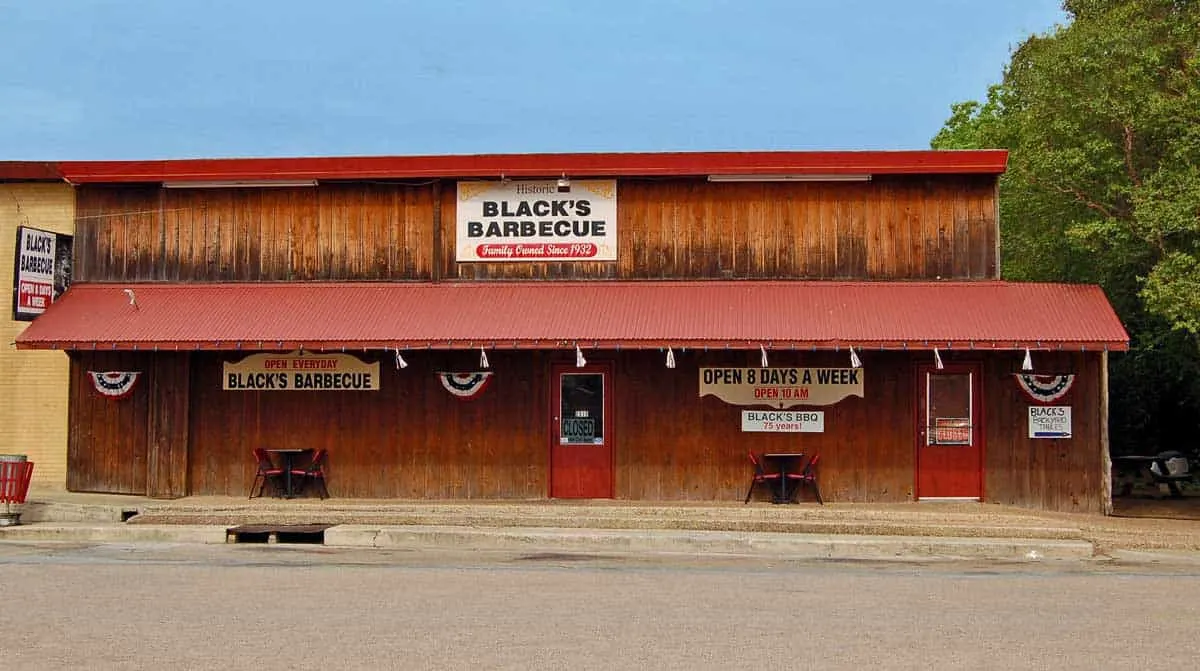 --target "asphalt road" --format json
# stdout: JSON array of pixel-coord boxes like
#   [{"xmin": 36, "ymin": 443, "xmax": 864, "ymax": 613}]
[{"xmin": 1, "ymin": 542, "xmax": 1198, "ymax": 670}]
